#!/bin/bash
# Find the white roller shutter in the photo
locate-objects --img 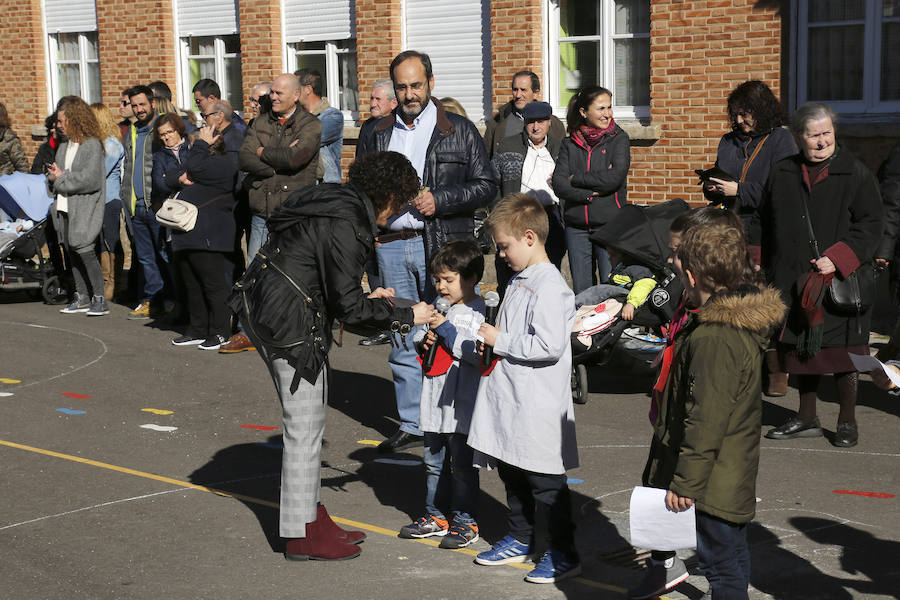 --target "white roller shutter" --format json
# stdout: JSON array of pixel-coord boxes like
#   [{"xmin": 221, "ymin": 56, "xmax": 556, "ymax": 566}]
[
  {"xmin": 405, "ymin": 0, "xmax": 489, "ymax": 124},
  {"xmin": 178, "ymin": 0, "xmax": 240, "ymax": 36},
  {"xmin": 284, "ymin": 0, "xmax": 354, "ymax": 43},
  {"xmin": 44, "ymin": 0, "xmax": 97, "ymax": 33}
]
